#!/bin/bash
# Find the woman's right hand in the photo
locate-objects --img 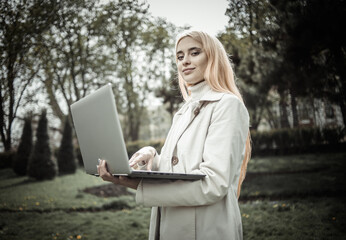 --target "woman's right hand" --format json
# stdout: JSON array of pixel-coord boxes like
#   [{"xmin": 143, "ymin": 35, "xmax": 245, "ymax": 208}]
[{"xmin": 129, "ymin": 146, "xmax": 156, "ymax": 171}]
